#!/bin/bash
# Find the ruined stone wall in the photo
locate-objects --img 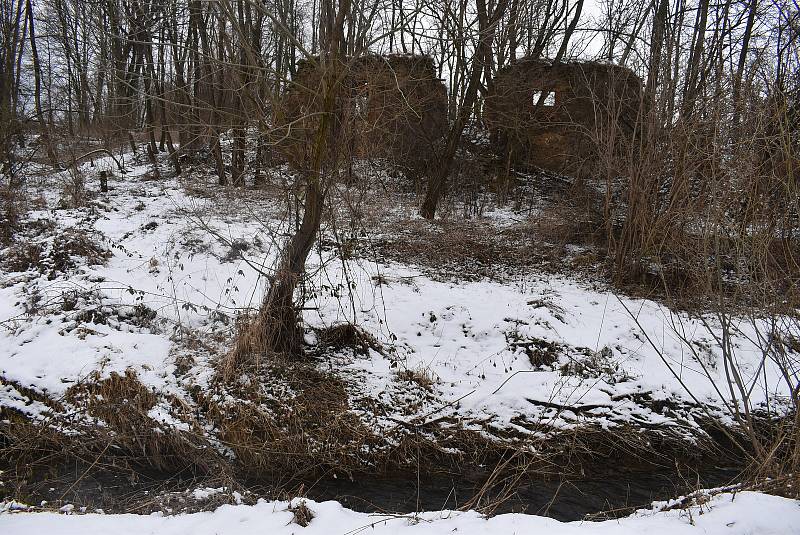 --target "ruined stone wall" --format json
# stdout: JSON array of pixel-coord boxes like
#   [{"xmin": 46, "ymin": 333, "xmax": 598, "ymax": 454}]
[
  {"xmin": 278, "ymin": 54, "xmax": 447, "ymax": 176},
  {"xmin": 484, "ymin": 59, "xmax": 644, "ymax": 178}
]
